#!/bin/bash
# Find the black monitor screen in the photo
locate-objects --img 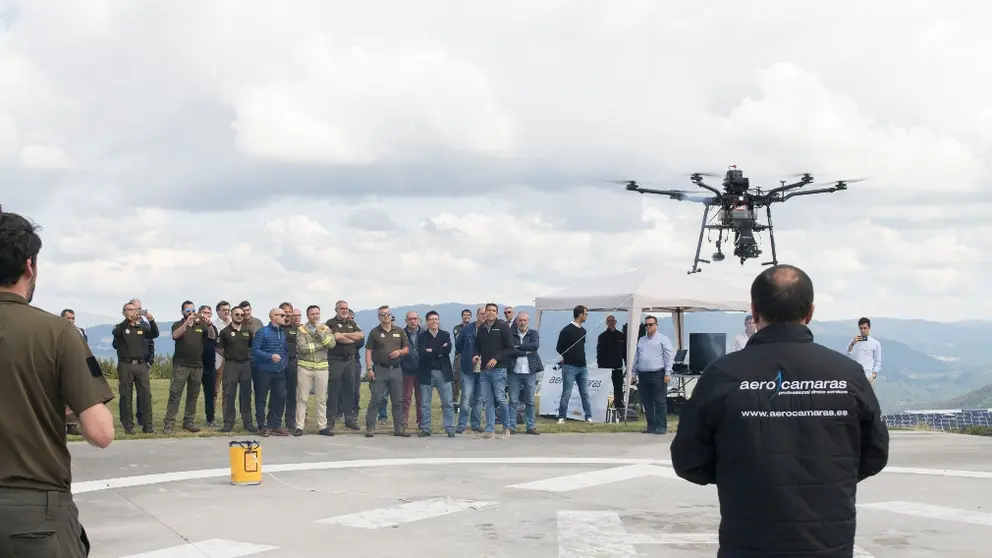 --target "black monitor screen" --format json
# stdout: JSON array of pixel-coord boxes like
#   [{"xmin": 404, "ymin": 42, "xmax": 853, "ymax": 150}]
[{"xmin": 689, "ymin": 333, "xmax": 726, "ymax": 373}]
